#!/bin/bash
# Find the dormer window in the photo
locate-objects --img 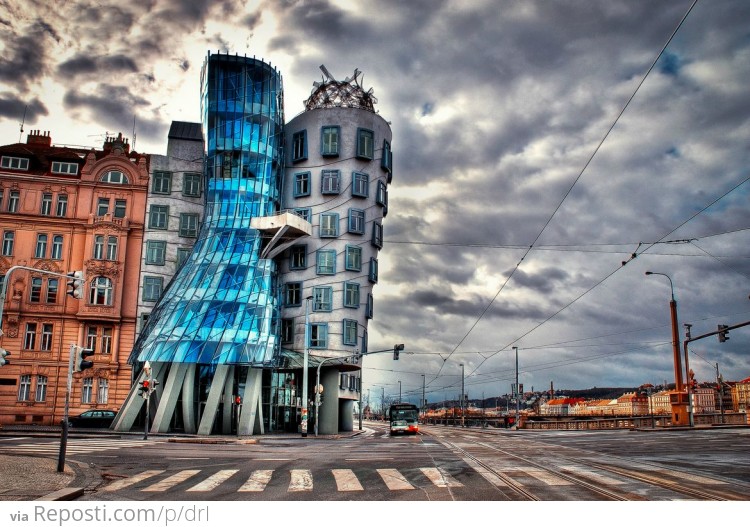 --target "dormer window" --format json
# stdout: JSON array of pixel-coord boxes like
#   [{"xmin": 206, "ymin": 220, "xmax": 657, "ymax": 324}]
[
  {"xmin": 51, "ymin": 161, "xmax": 78, "ymax": 175},
  {"xmin": 1, "ymin": 156, "xmax": 29, "ymax": 170},
  {"xmin": 100, "ymin": 170, "xmax": 128, "ymax": 184}
]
